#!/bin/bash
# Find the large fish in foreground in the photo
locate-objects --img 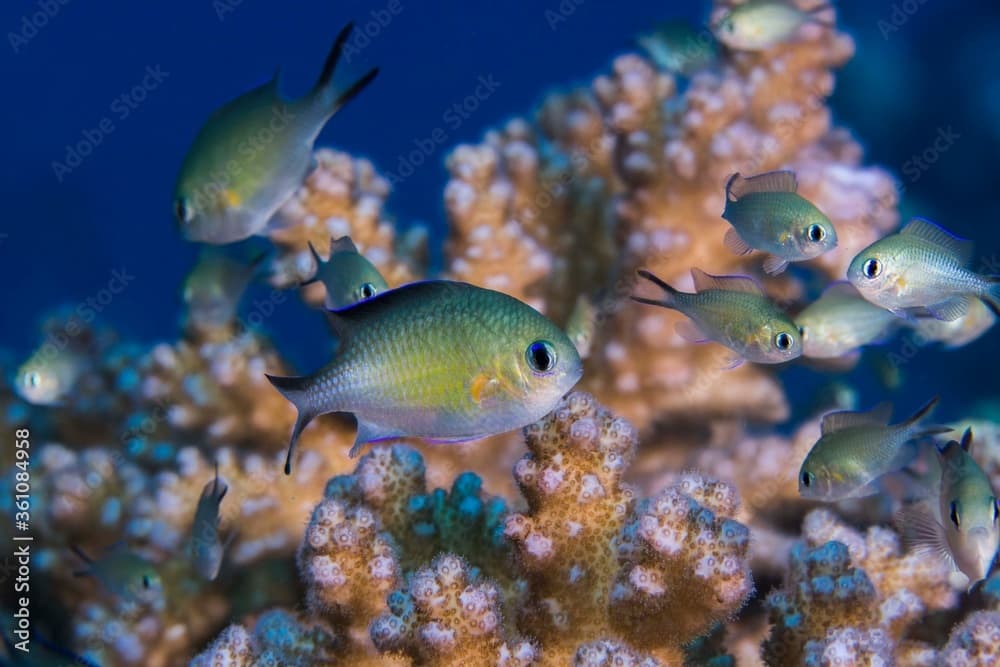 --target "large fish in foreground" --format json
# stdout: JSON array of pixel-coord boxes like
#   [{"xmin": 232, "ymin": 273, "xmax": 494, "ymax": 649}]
[
  {"xmin": 632, "ymin": 268, "xmax": 802, "ymax": 366},
  {"xmin": 267, "ymin": 281, "xmax": 583, "ymax": 473},
  {"xmin": 798, "ymin": 397, "xmax": 950, "ymax": 501},
  {"xmin": 898, "ymin": 429, "xmax": 1000, "ymax": 588},
  {"xmin": 848, "ymin": 217, "xmax": 1000, "ymax": 321},
  {"xmin": 721, "ymin": 170, "xmax": 837, "ymax": 275},
  {"xmin": 174, "ymin": 23, "xmax": 378, "ymax": 244}
]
